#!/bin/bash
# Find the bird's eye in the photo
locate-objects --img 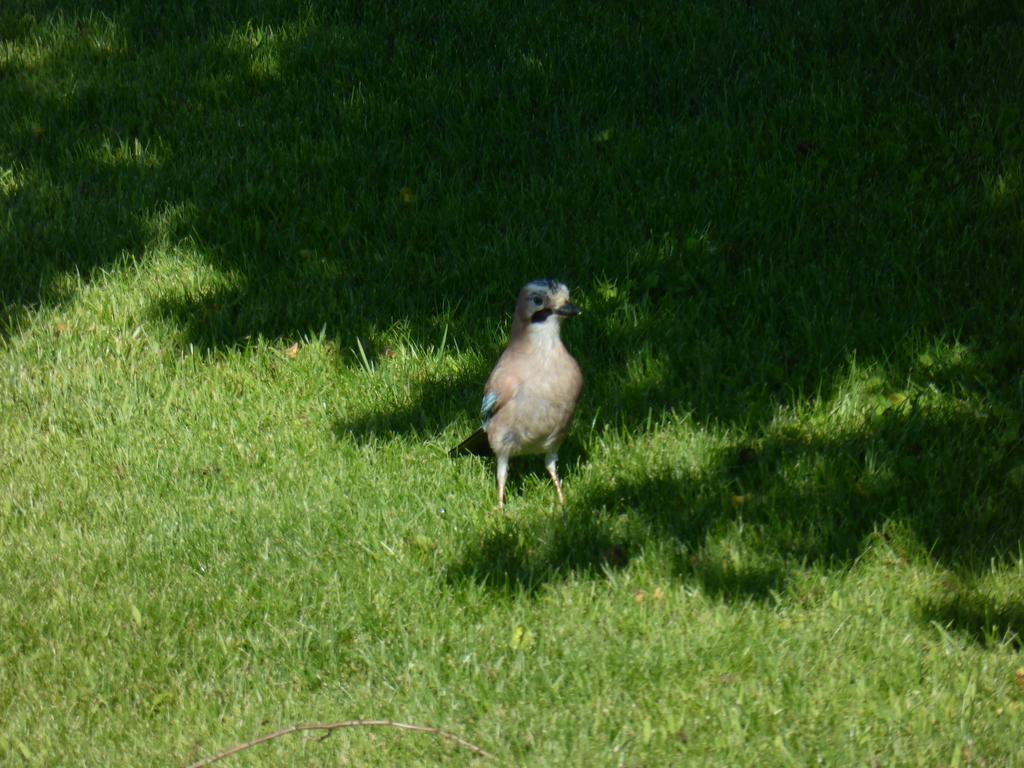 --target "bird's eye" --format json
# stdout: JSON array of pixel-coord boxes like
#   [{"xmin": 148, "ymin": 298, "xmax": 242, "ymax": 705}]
[{"xmin": 531, "ymin": 295, "xmax": 543, "ymax": 306}]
